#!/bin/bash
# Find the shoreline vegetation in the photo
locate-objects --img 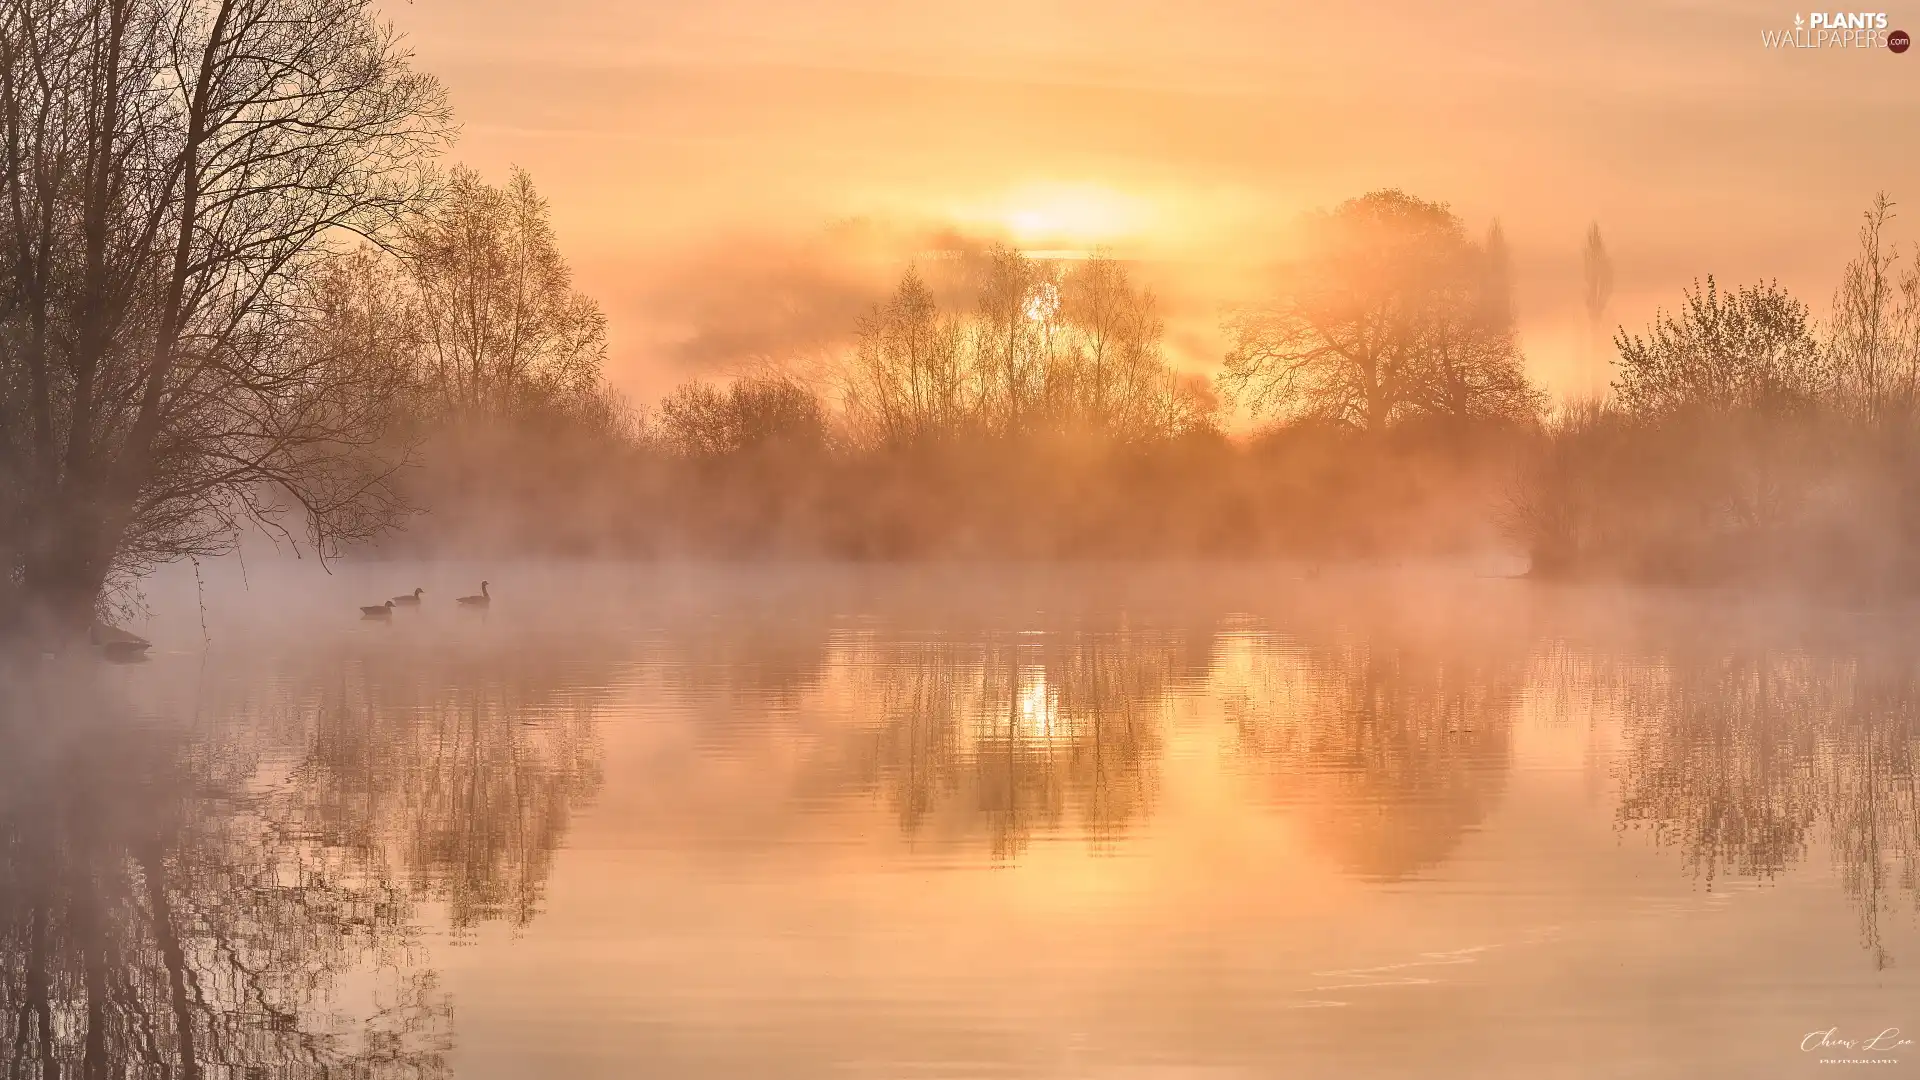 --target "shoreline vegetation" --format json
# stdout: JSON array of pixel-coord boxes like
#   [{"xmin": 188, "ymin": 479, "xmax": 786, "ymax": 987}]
[
  {"xmin": 6, "ymin": 2, "xmax": 1920, "ymax": 641},
  {"xmin": 333, "ymin": 187, "xmax": 1920, "ymax": 600}
]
